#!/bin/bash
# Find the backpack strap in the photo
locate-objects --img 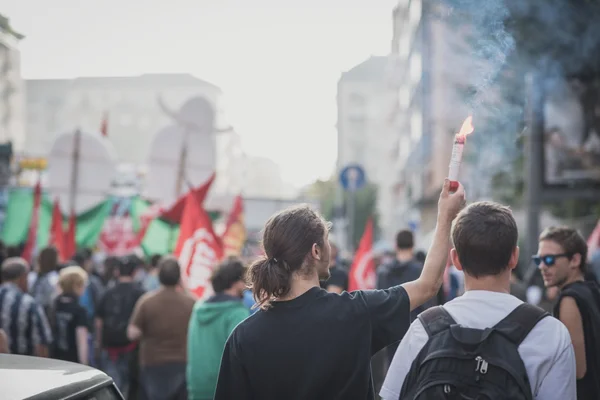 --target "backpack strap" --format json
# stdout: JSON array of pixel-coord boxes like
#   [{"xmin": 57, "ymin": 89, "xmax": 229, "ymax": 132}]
[
  {"xmin": 418, "ymin": 306, "xmax": 457, "ymax": 337},
  {"xmin": 493, "ymin": 303, "xmax": 550, "ymax": 345}
]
